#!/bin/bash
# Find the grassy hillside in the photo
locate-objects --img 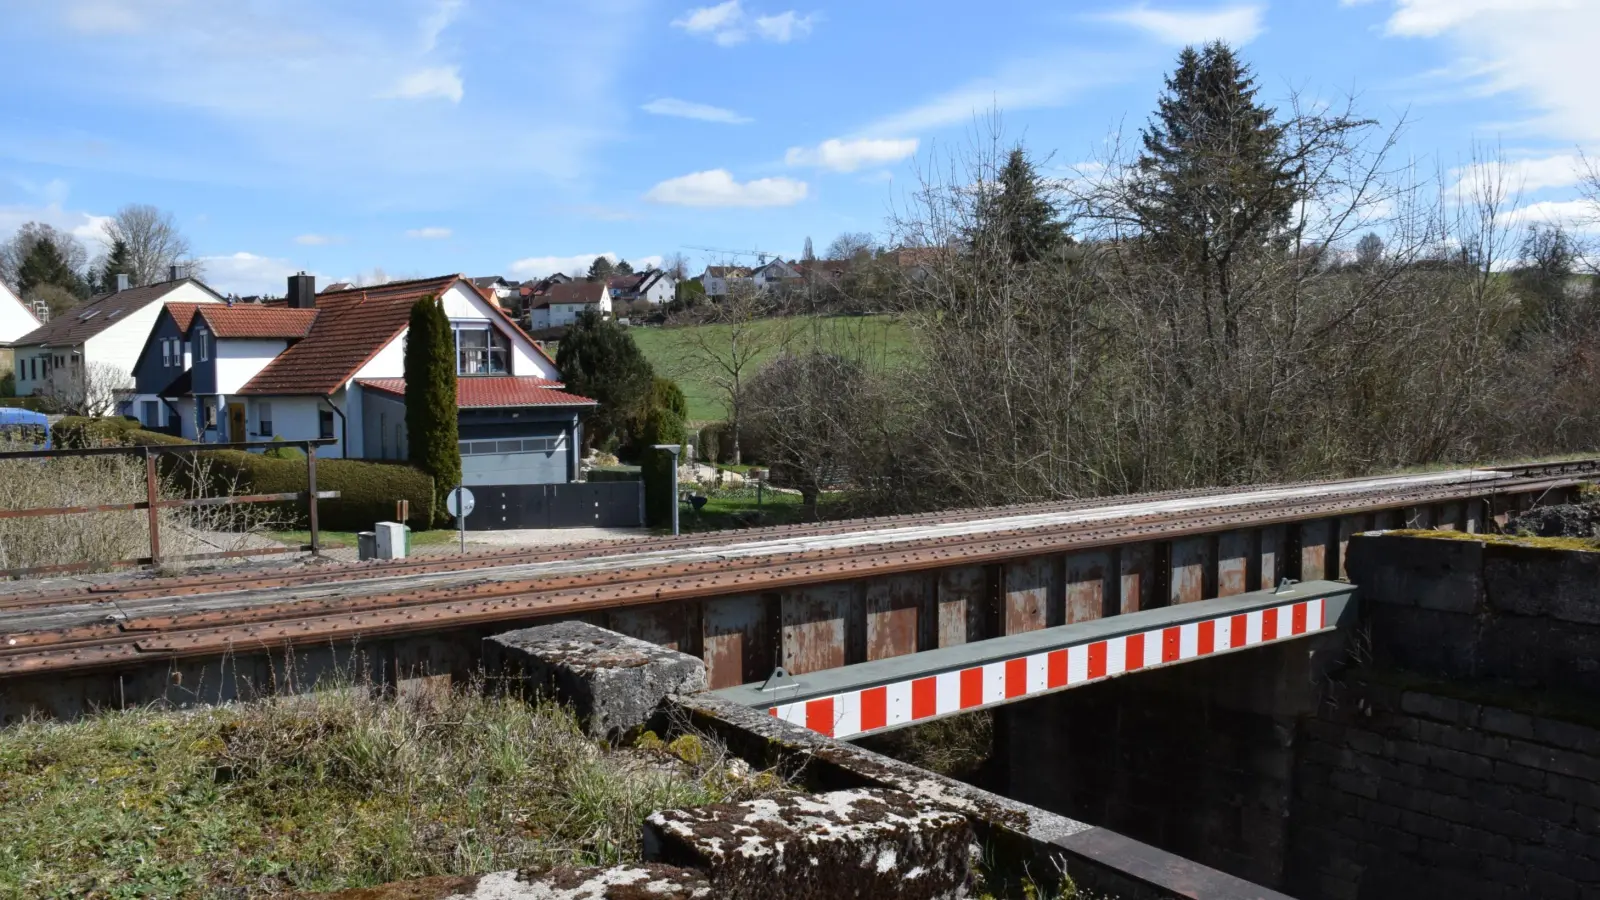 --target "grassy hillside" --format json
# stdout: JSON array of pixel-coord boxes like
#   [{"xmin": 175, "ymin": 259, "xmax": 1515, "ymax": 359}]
[{"xmin": 629, "ymin": 315, "xmax": 914, "ymax": 421}]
